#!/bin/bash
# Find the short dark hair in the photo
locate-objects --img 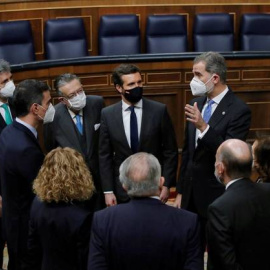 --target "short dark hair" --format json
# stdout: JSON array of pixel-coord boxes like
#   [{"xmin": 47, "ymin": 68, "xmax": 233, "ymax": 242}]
[
  {"xmin": 54, "ymin": 73, "xmax": 80, "ymax": 96},
  {"xmin": 220, "ymin": 145, "xmax": 252, "ymax": 179},
  {"xmin": 112, "ymin": 64, "xmax": 141, "ymax": 87},
  {"xmin": 14, "ymin": 79, "xmax": 50, "ymax": 117},
  {"xmin": 254, "ymin": 137, "xmax": 270, "ymax": 181}
]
